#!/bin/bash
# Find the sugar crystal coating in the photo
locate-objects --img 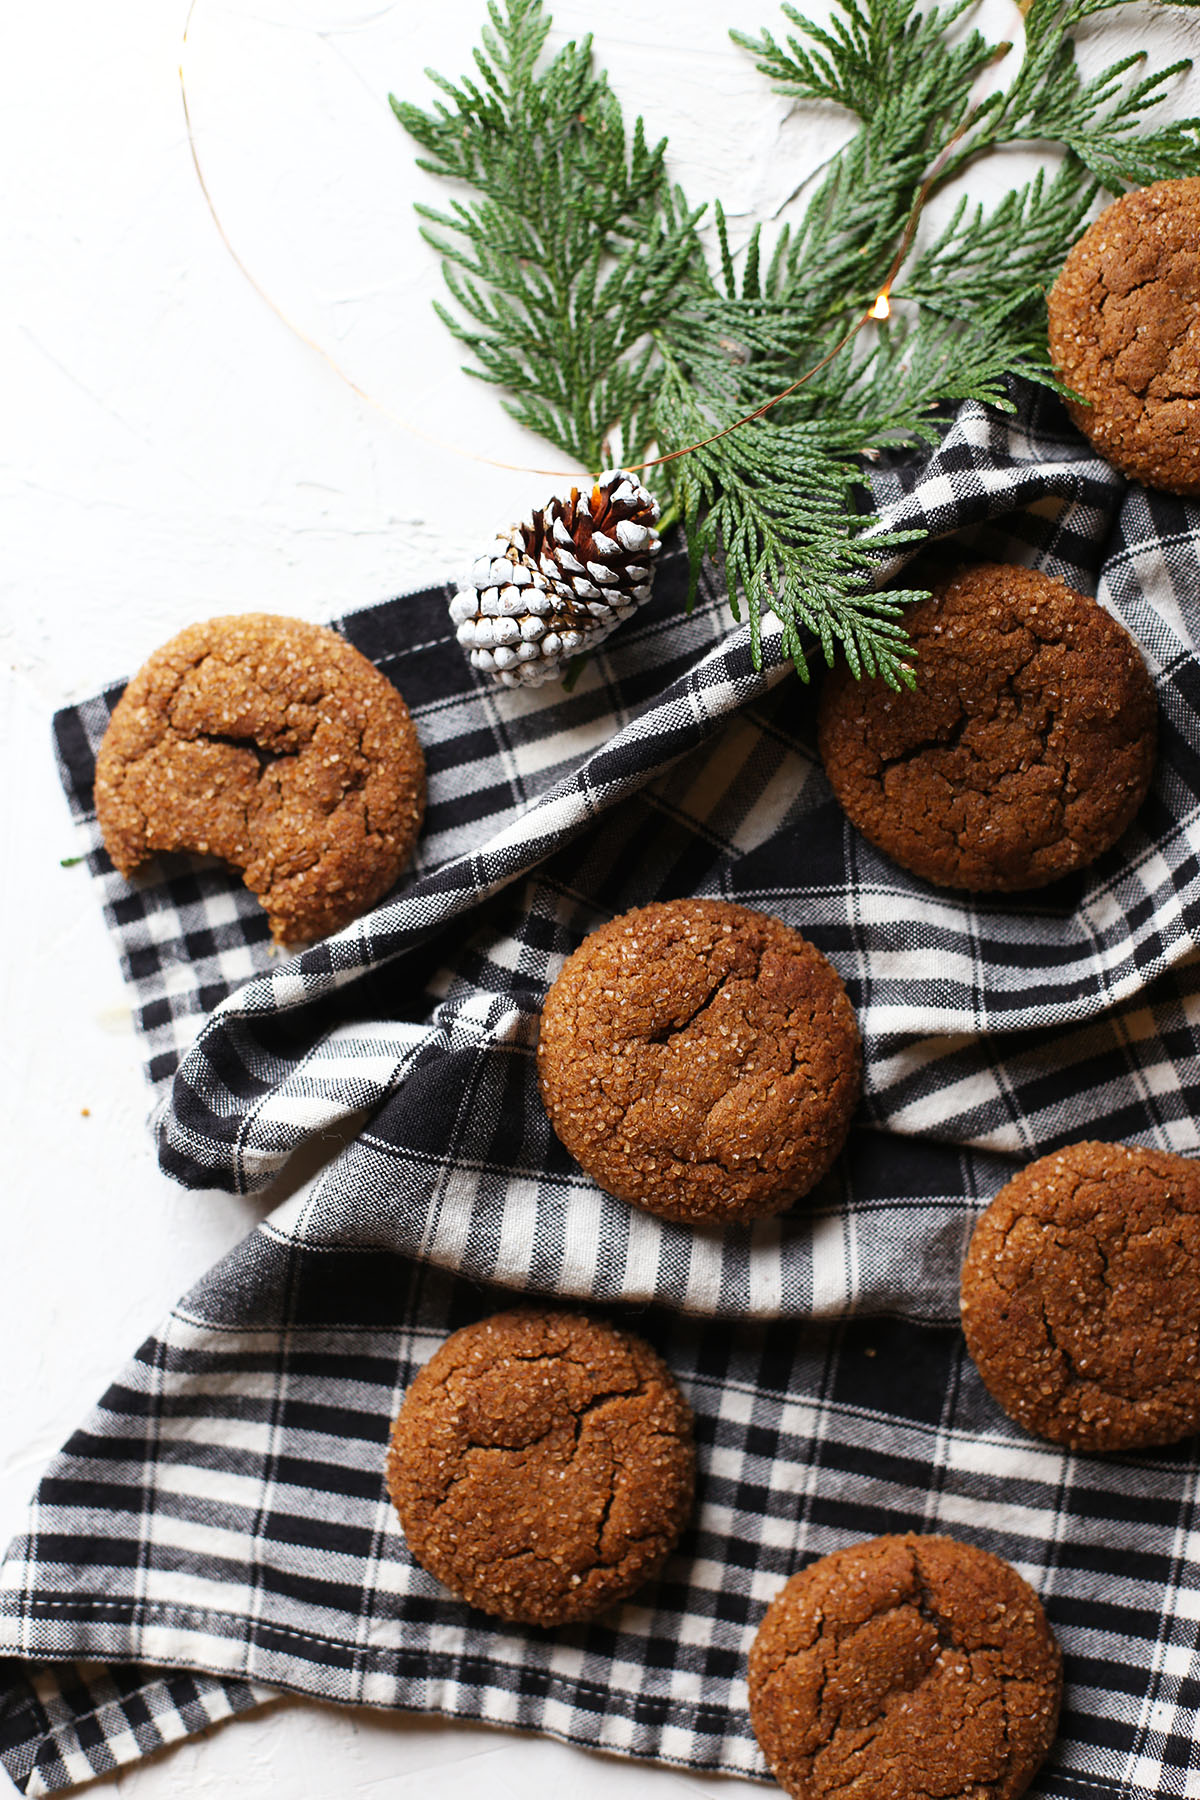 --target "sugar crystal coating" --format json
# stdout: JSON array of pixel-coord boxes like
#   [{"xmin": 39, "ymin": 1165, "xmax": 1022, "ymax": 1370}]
[
  {"xmin": 1048, "ymin": 177, "xmax": 1200, "ymax": 496},
  {"xmin": 817, "ymin": 562, "xmax": 1156, "ymax": 891},
  {"xmin": 95, "ymin": 613, "xmax": 425, "ymax": 944},
  {"xmin": 387, "ymin": 1309, "xmax": 694, "ymax": 1625},
  {"xmin": 961, "ymin": 1140, "xmax": 1200, "ymax": 1451},
  {"xmin": 537, "ymin": 898, "xmax": 861, "ymax": 1224},
  {"xmin": 749, "ymin": 1534, "xmax": 1062, "ymax": 1800}
]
